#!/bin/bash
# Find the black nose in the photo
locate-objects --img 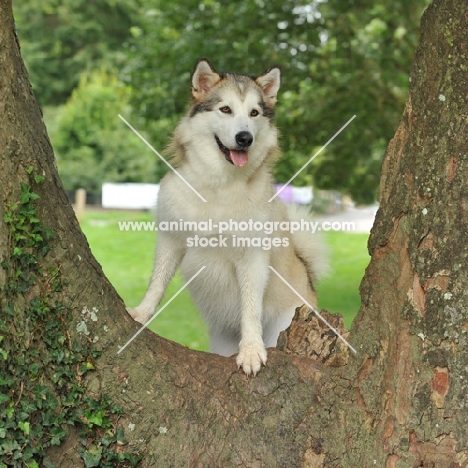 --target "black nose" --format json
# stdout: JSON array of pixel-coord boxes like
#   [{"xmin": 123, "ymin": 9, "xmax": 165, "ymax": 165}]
[{"xmin": 235, "ymin": 131, "xmax": 253, "ymax": 148}]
